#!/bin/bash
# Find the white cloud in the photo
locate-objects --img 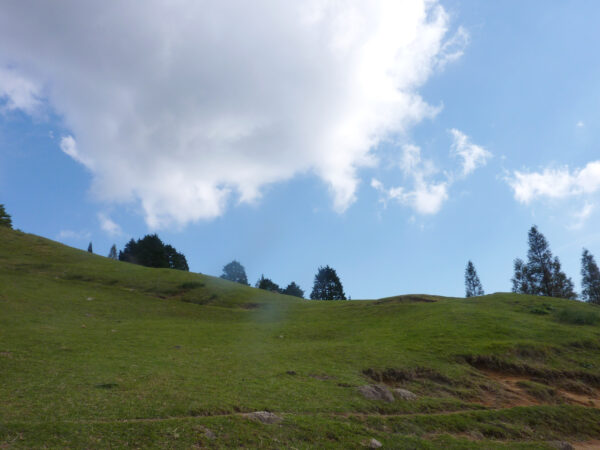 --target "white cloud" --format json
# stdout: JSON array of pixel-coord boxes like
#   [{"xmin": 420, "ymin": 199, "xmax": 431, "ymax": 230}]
[
  {"xmin": 372, "ymin": 144, "xmax": 448, "ymax": 215},
  {"xmin": 0, "ymin": 1, "xmax": 466, "ymax": 227},
  {"xmin": 450, "ymin": 128, "xmax": 491, "ymax": 176},
  {"xmin": 372, "ymin": 130, "xmax": 487, "ymax": 215},
  {"xmin": 0, "ymin": 66, "xmax": 41, "ymax": 114},
  {"xmin": 98, "ymin": 213, "xmax": 122, "ymax": 236},
  {"xmin": 507, "ymin": 161, "xmax": 600, "ymax": 204},
  {"xmin": 576, "ymin": 121, "xmax": 585, "ymax": 128}
]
